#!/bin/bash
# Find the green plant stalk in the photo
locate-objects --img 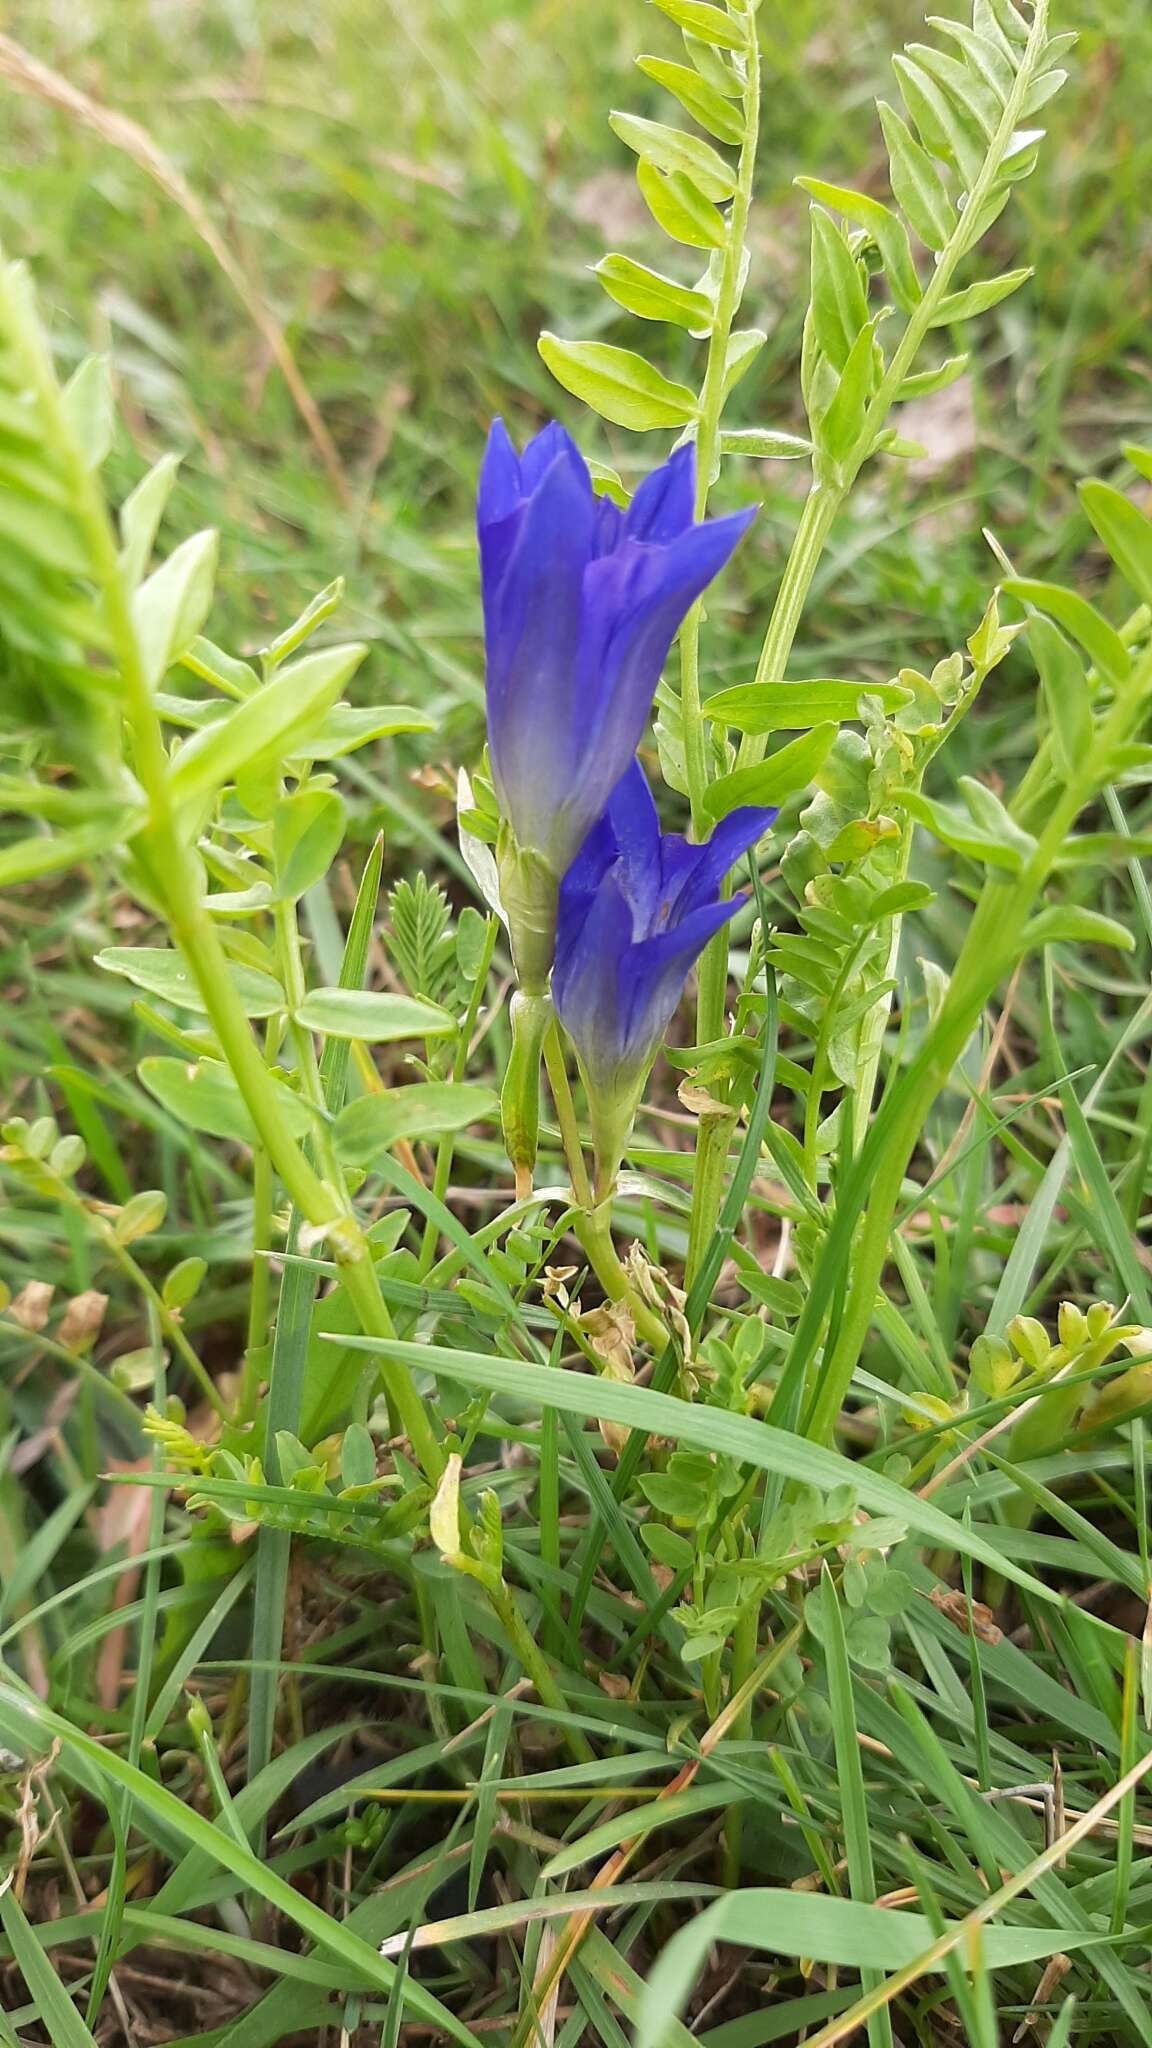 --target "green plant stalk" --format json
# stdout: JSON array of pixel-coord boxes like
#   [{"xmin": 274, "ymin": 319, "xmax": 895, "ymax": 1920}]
[
  {"xmin": 690, "ymin": 0, "xmax": 1052, "ymax": 1278},
  {"xmin": 542, "ymin": 1020, "xmax": 594, "ymax": 1211},
  {"xmin": 239, "ymin": 1144, "xmax": 273, "ymax": 1423},
  {"xmin": 804, "ymin": 648, "xmax": 1152, "ymax": 1444},
  {"xmin": 24, "ymin": 300, "xmax": 441, "ymax": 1480},
  {"xmin": 484, "ymin": 1575, "xmax": 593, "ymax": 1766},
  {"xmin": 573, "ymin": 1205, "xmax": 670, "ymax": 1353},
  {"xmin": 848, "ymin": 815, "xmax": 913, "ymax": 1155},
  {"xmin": 419, "ymin": 913, "xmax": 499, "ymax": 1275},
  {"xmin": 679, "ymin": 2, "xmax": 762, "ymax": 845}
]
